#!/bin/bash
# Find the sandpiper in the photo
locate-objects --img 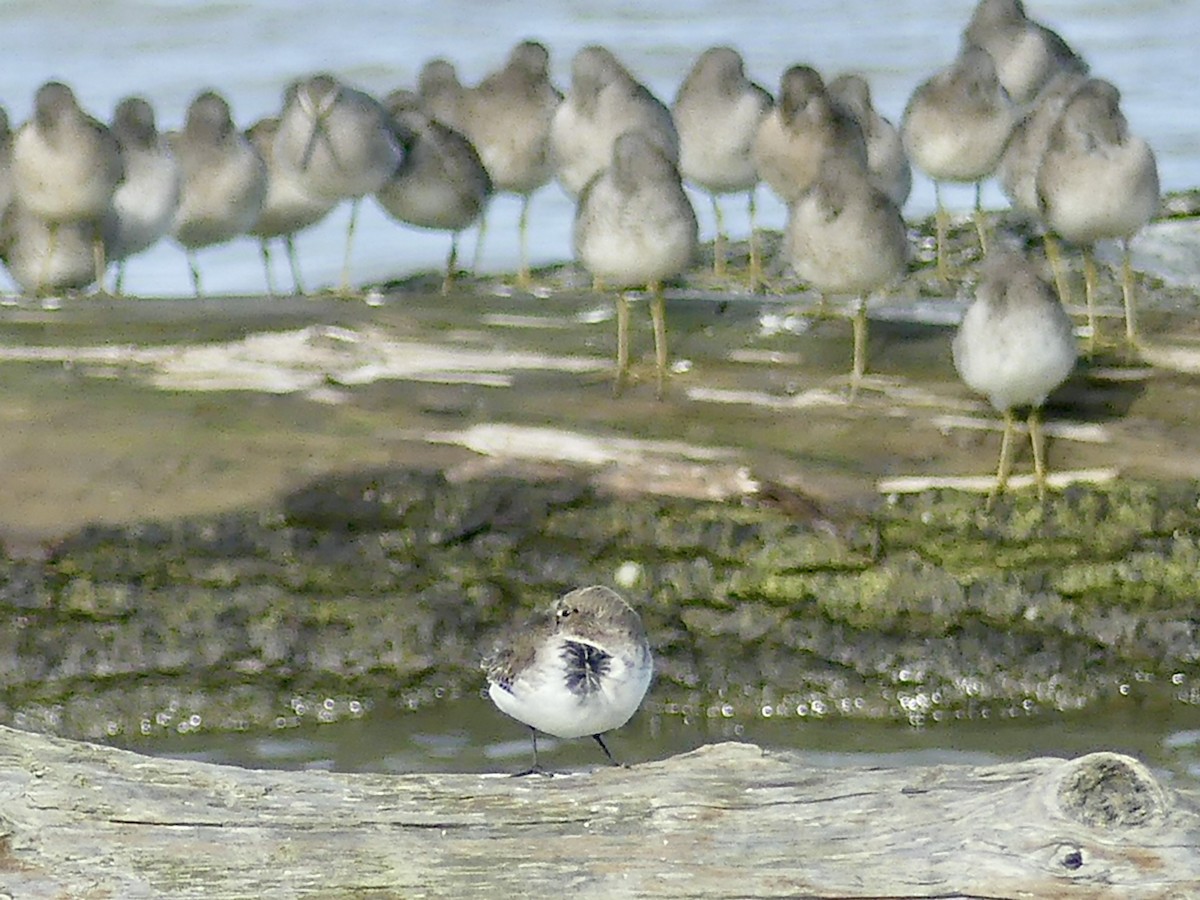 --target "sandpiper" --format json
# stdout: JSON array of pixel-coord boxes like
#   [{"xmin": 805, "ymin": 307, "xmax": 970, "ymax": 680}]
[
  {"xmin": 245, "ymin": 116, "xmax": 338, "ymax": 296},
  {"xmin": 462, "ymin": 40, "xmax": 562, "ymax": 287},
  {"xmin": 827, "ymin": 73, "xmax": 912, "ymax": 210},
  {"xmin": 377, "ymin": 90, "xmax": 493, "ymax": 294},
  {"xmin": 952, "ymin": 246, "xmax": 1077, "ymax": 506},
  {"xmin": 12, "ymin": 81, "xmax": 123, "ymax": 293},
  {"xmin": 417, "ymin": 58, "xmax": 471, "ymax": 135},
  {"xmin": 551, "ymin": 45, "xmax": 679, "ymax": 199},
  {"xmin": 753, "ymin": 65, "xmax": 868, "ymax": 207},
  {"xmin": 273, "ymin": 73, "xmax": 402, "ymax": 294},
  {"xmin": 1035, "ymin": 78, "xmax": 1159, "ymax": 348},
  {"xmin": 0, "ymin": 202, "xmax": 98, "ymax": 295},
  {"xmin": 901, "ymin": 46, "xmax": 1016, "ymax": 280},
  {"xmin": 170, "ymin": 90, "xmax": 267, "ymax": 297},
  {"xmin": 672, "ymin": 46, "xmax": 772, "ymax": 287},
  {"xmin": 784, "ymin": 153, "xmax": 908, "ymax": 394},
  {"xmin": 106, "ymin": 96, "xmax": 181, "ymax": 295},
  {"xmin": 963, "ymin": 0, "xmax": 1088, "ymax": 106},
  {"xmin": 572, "ymin": 129, "xmax": 698, "ymax": 399},
  {"xmin": 482, "ymin": 585, "xmax": 653, "ymax": 774}
]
